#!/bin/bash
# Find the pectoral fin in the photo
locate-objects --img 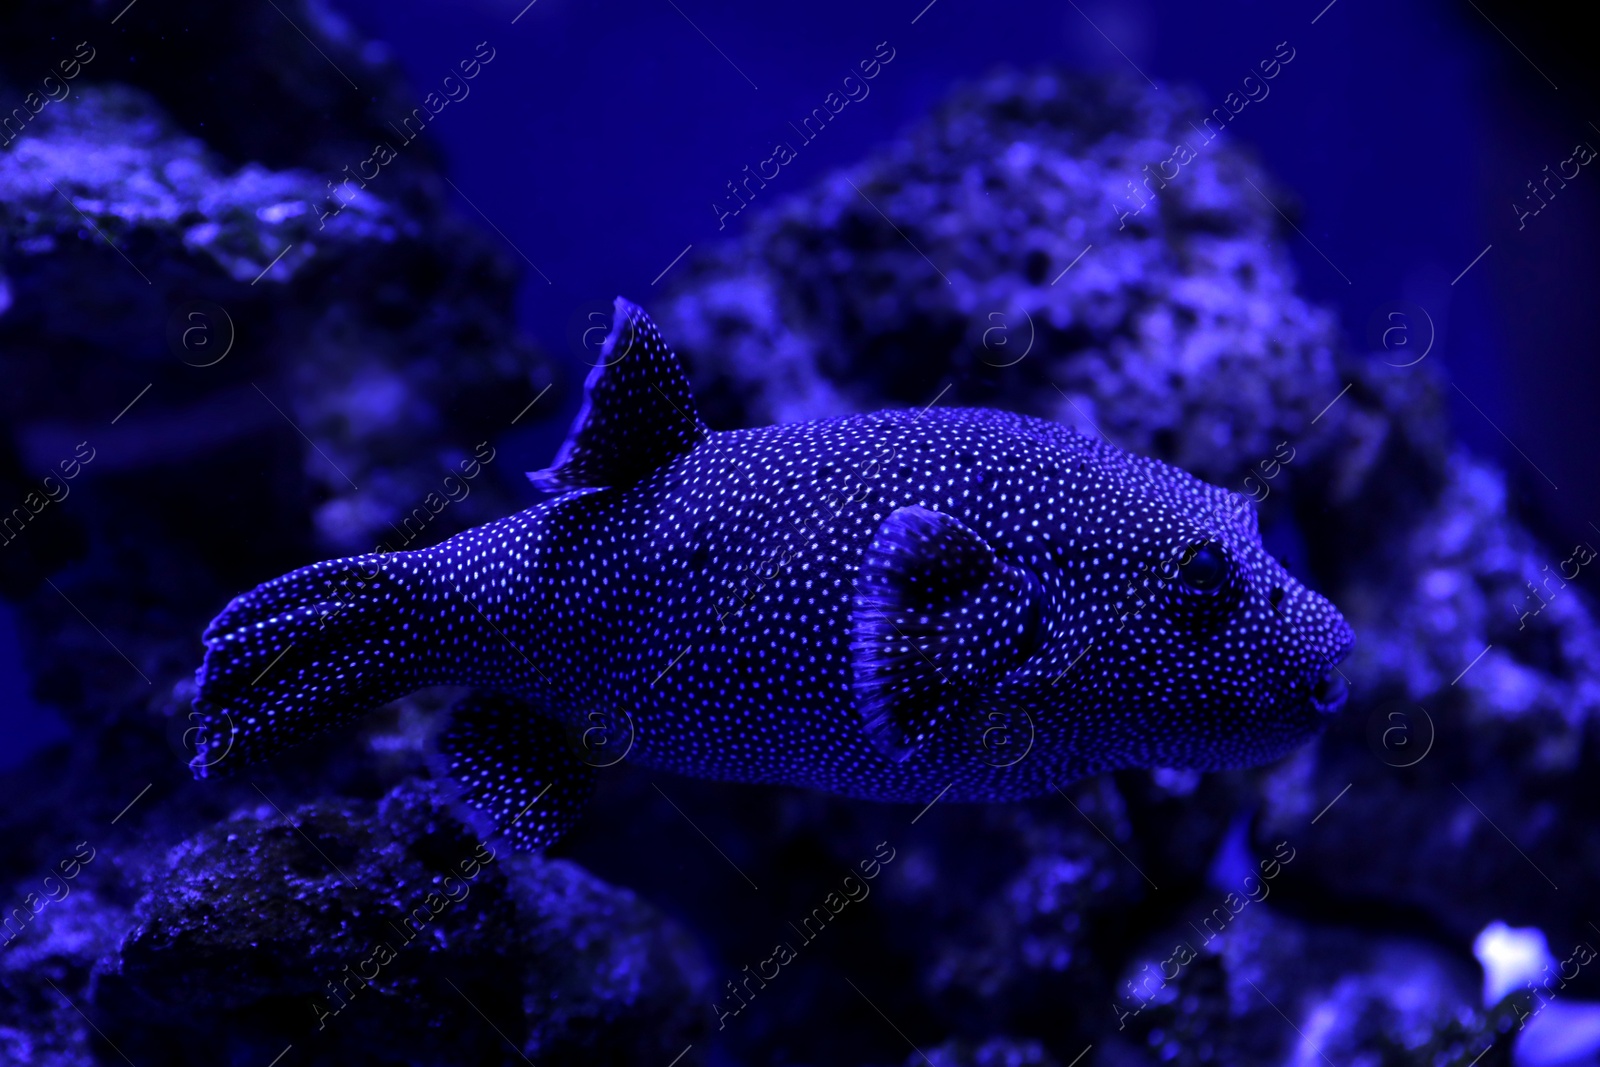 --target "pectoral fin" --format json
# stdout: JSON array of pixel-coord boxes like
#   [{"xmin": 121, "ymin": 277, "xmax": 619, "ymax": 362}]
[{"xmin": 850, "ymin": 506, "xmax": 1042, "ymax": 761}]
